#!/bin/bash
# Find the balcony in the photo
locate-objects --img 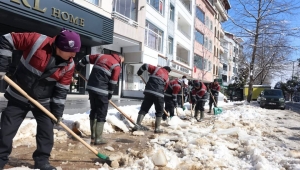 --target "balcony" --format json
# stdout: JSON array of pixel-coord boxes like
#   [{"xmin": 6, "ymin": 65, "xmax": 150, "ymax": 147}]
[
  {"xmin": 214, "ymin": 0, "xmax": 228, "ymax": 21},
  {"xmin": 158, "ymin": 55, "xmax": 167, "ymax": 67},
  {"xmin": 176, "ymin": 44, "xmax": 190, "ymax": 65},
  {"xmin": 177, "ymin": 13, "xmax": 191, "ymax": 40},
  {"xmin": 112, "ymin": 11, "xmax": 138, "ymax": 27},
  {"xmin": 179, "ymin": 0, "xmax": 192, "ymax": 13}
]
